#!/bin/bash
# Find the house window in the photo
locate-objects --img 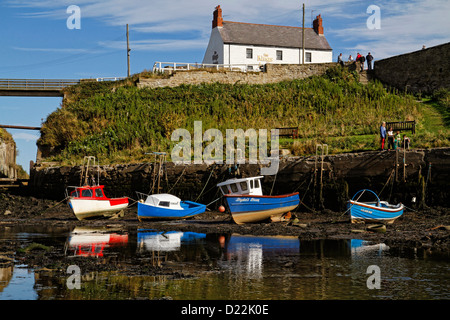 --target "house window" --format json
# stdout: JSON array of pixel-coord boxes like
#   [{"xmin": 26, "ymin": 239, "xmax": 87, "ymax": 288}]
[
  {"xmin": 246, "ymin": 48, "xmax": 253, "ymax": 59},
  {"xmin": 305, "ymin": 52, "xmax": 312, "ymax": 62},
  {"xmin": 276, "ymin": 50, "xmax": 283, "ymax": 60}
]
